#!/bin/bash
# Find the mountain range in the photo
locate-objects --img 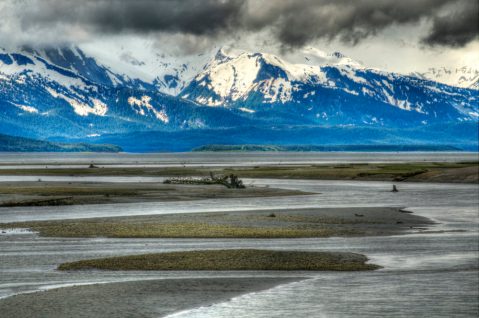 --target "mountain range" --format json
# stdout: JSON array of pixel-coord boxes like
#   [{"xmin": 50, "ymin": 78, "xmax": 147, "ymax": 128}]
[{"xmin": 0, "ymin": 44, "xmax": 477, "ymax": 151}]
